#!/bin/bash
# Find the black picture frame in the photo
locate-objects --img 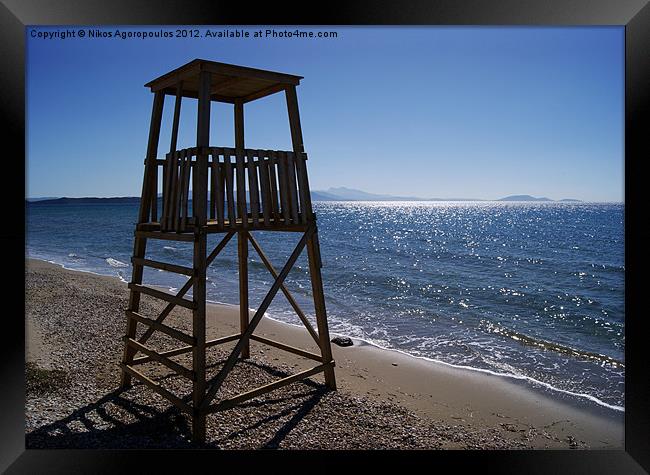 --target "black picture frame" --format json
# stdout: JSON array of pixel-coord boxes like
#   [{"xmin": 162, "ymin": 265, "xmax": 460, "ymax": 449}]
[{"xmin": 4, "ymin": 1, "xmax": 648, "ymax": 472}]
